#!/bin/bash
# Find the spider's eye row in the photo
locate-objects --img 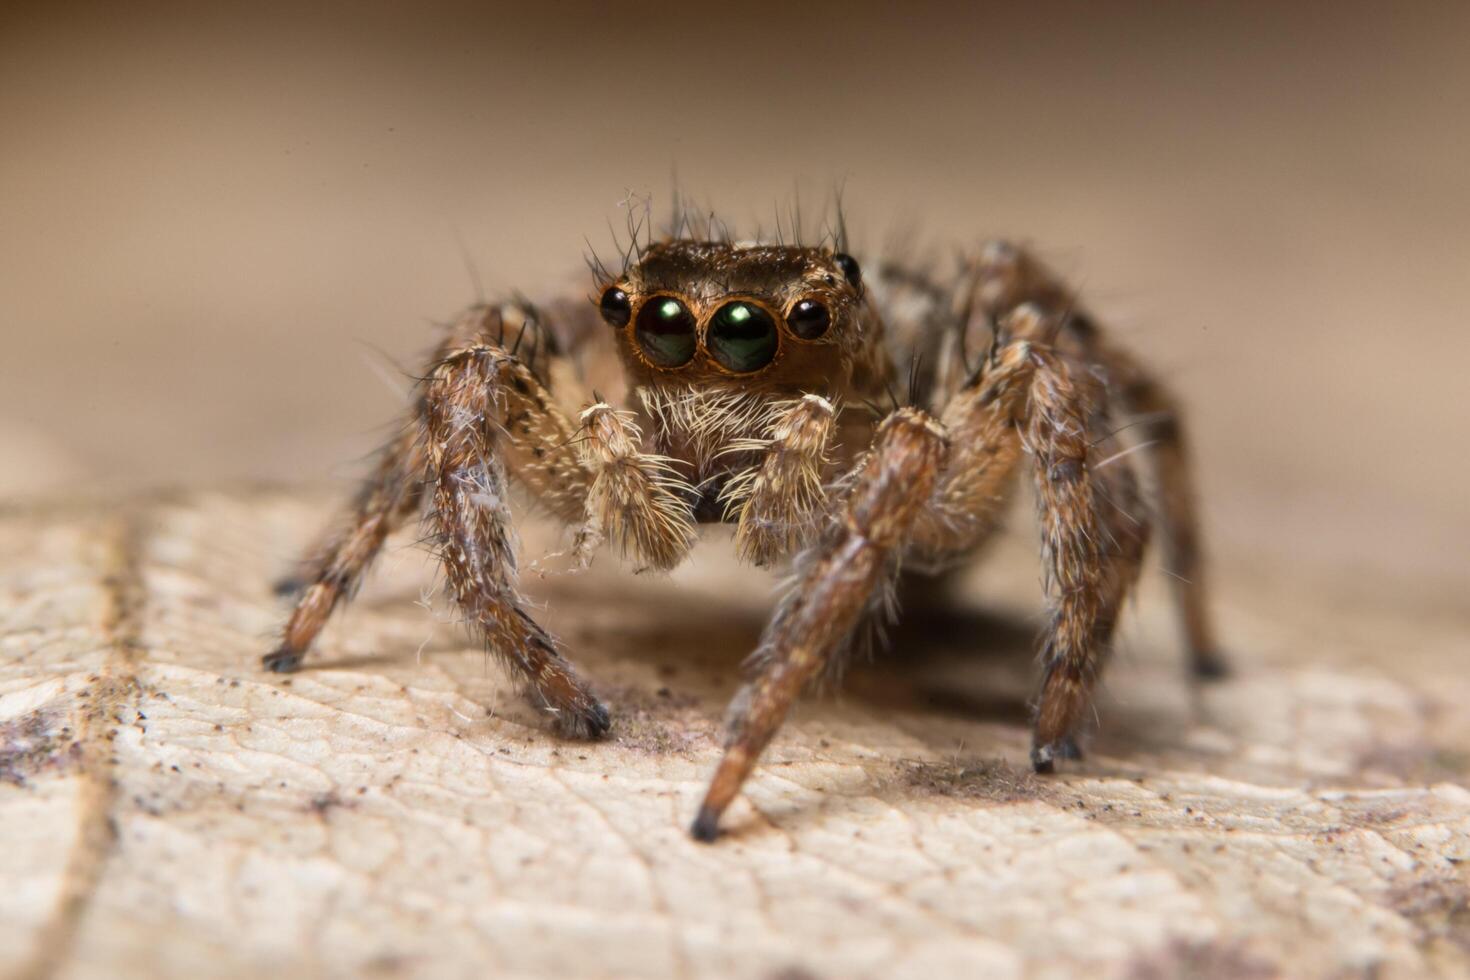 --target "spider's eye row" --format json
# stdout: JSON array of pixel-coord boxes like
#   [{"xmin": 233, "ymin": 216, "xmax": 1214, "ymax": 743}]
[
  {"xmin": 834, "ymin": 252, "xmax": 862, "ymax": 291},
  {"xmin": 786, "ymin": 298, "xmax": 831, "ymax": 339},
  {"xmin": 634, "ymin": 295, "xmax": 697, "ymax": 367},
  {"xmin": 708, "ymin": 301, "xmax": 778, "ymax": 373},
  {"xmin": 599, "ymin": 286, "xmax": 631, "ymax": 327}
]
